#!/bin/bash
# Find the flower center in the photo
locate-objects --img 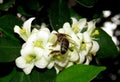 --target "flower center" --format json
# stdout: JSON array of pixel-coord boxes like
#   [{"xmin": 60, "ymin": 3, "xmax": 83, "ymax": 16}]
[
  {"xmin": 20, "ymin": 28, "xmax": 26, "ymax": 34},
  {"xmin": 72, "ymin": 26, "xmax": 79, "ymax": 33},
  {"xmin": 26, "ymin": 55, "xmax": 36, "ymax": 63},
  {"xmin": 81, "ymin": 42, "xmax": 86, "ymax": 50},
  {"xmin": 34, "ymin": 40, "xmax": 44, "ymax": 48},
  {"xmin": 54, "ymin": 55, "xmax": 63, "ymax": 61}
]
